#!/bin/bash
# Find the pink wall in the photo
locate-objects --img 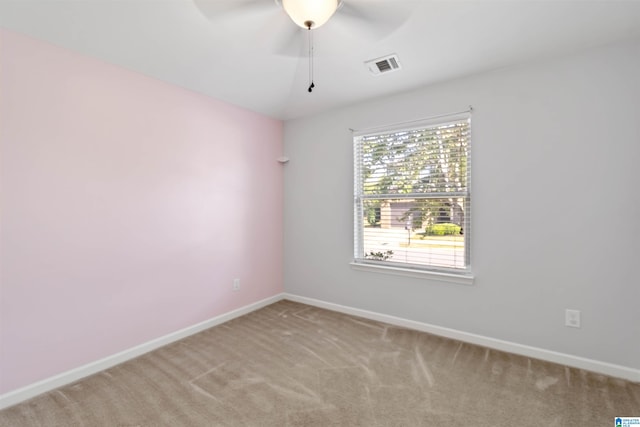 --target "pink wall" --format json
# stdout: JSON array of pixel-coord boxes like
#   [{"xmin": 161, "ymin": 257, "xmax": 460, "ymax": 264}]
[{"xmin": 0, "ymin": 29, "xmax": 284, "ymax": 394}]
